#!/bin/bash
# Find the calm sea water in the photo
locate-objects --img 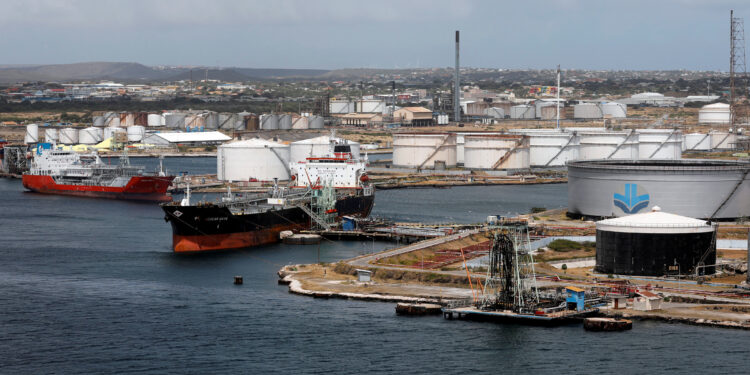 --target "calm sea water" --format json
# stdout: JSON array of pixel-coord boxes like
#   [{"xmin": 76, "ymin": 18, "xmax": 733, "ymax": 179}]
[{"xmin": 1, "ymin": 157, "xmax": 748, "ymax": 374}]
